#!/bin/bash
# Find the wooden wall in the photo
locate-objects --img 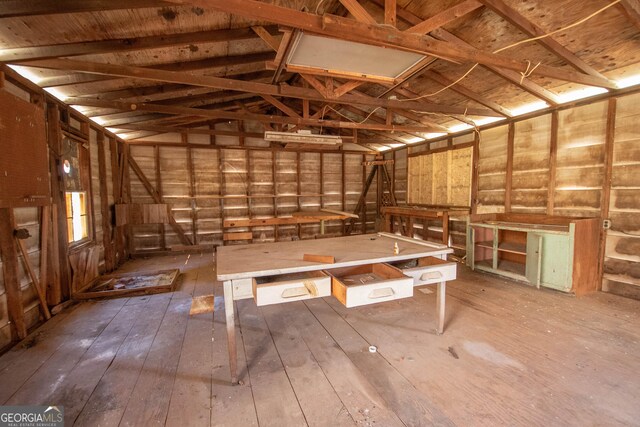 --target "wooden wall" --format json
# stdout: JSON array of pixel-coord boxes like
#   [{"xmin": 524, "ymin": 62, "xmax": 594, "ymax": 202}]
[
  {"xmin": 127, "ymin": 143, "xmax": 378, "ymax": 252},
  {"xmin": 0, "ymin": 72, "xmax": 122, "ymax": 352},
  {"xmin": 390, "ymin": 91, "xmax": 640, "ymax": 300}
]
